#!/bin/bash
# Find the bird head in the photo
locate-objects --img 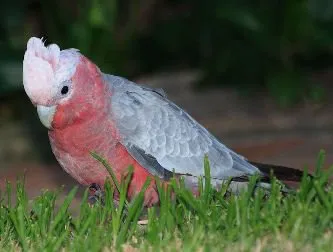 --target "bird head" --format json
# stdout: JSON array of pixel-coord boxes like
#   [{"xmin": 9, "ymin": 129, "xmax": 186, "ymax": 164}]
[{"xmin": 23, "ymin": 37, "xmax": 106, "ymax": 130}]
